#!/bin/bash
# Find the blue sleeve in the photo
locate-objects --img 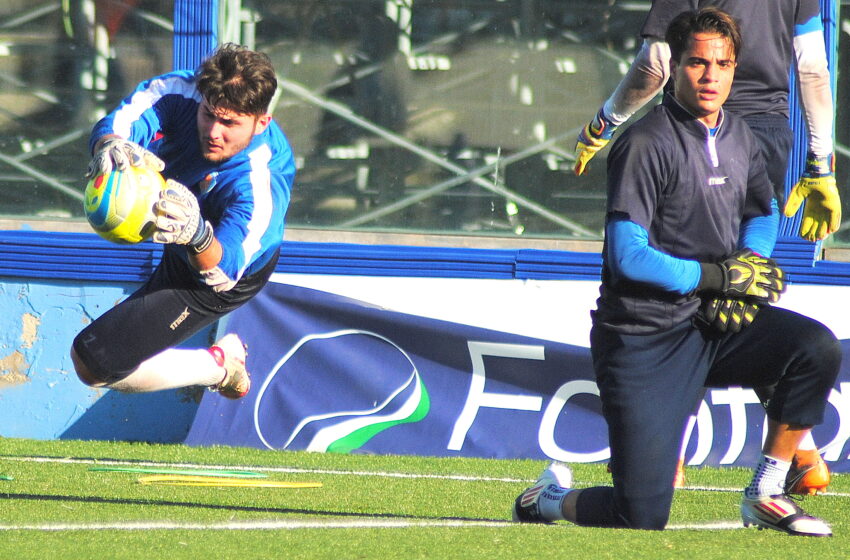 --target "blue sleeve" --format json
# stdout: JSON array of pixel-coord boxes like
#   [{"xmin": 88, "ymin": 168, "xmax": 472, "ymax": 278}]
[
  {"xmin": 606, "ymin": 216, "xmax": 702, "ymax": 294},
  {"xmin": 89, "ymin": 71, "xmax": 199, "ymax": 152},
  {"xmin": 795, "ymin": 15, "xmax": 824, "ymax": 36},
  {"xmin": 738, "ymin": 199, "xmax": 779, "ymax": 257}
]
